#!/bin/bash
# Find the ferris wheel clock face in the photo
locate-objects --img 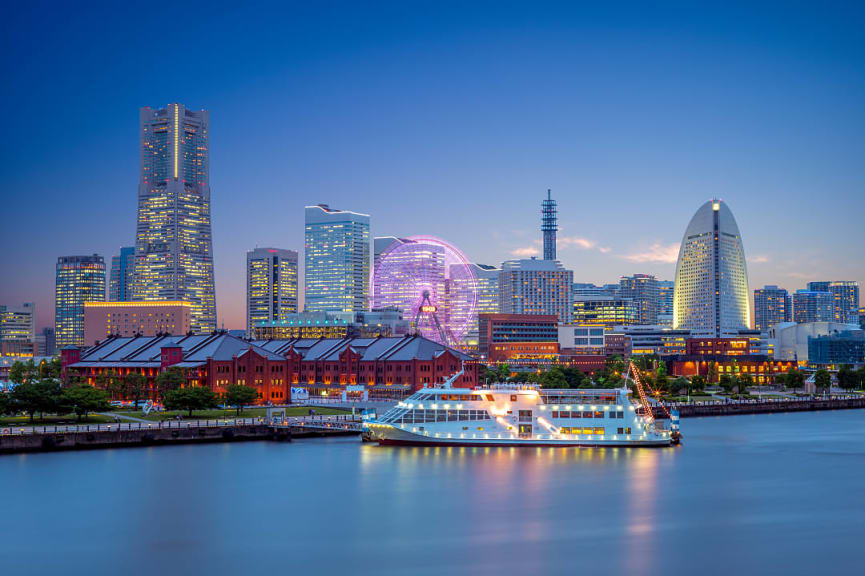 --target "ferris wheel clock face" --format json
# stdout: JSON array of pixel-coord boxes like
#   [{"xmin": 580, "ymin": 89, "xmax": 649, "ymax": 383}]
[{"xmin": 371, "ymin": 235, "xmax": 478, "ymax": 346}]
